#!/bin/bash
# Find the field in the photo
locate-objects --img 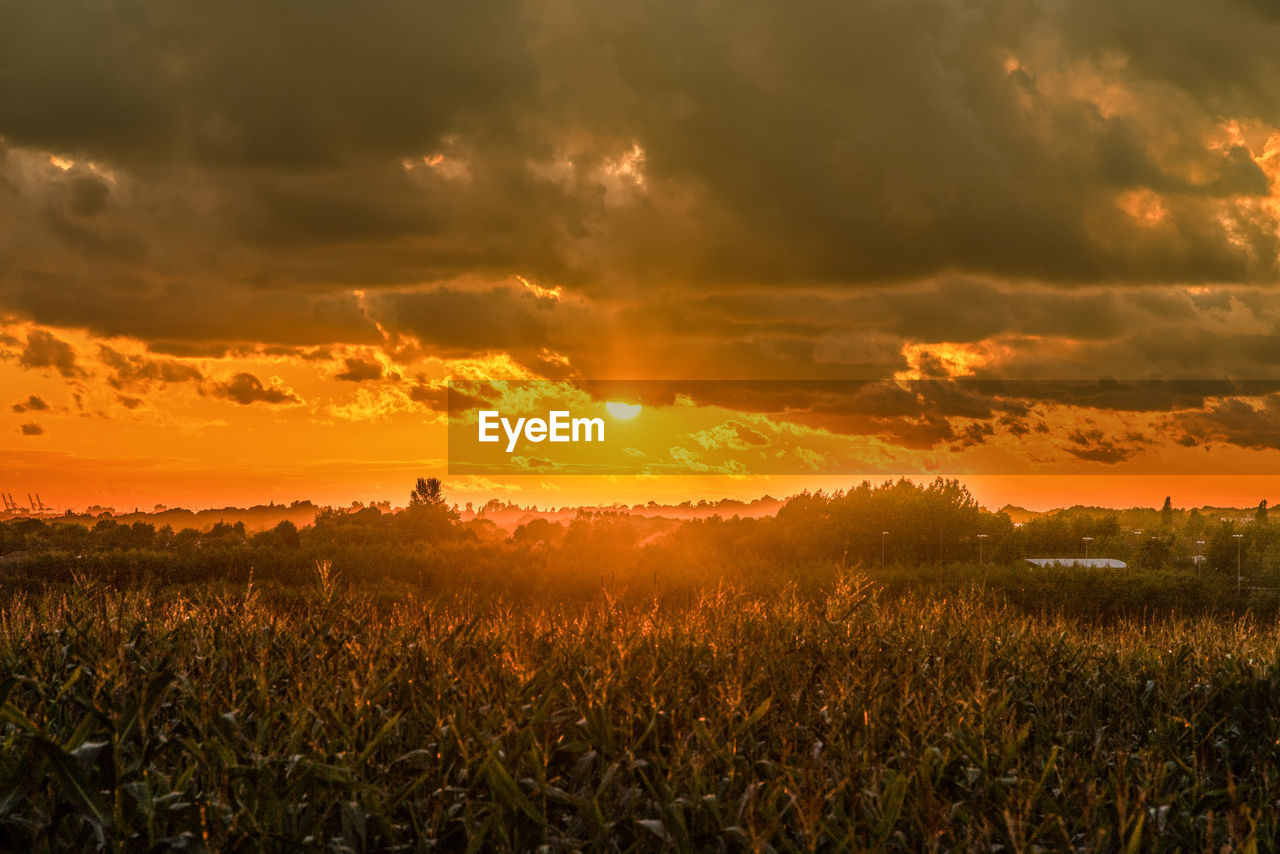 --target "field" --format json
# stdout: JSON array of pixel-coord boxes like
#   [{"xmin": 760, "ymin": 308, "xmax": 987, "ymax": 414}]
[{"xmin": 4, "ymin": 566, "xmax": 1280, "ymax": 852}]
